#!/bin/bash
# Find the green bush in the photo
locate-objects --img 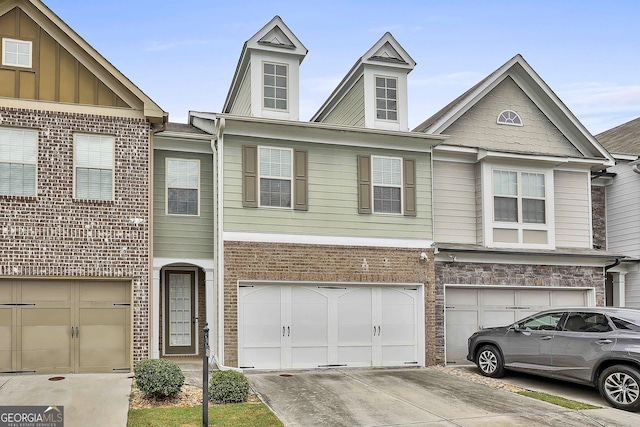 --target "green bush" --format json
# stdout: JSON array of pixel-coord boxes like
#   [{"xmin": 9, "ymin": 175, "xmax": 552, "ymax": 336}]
[
  {"xmin": 134, "ymin": 359, "xmax": 185, "ymax": 398},
  {"xmin": 208, "ymin": 370, "xmax": 250, "ymax": 404}
]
